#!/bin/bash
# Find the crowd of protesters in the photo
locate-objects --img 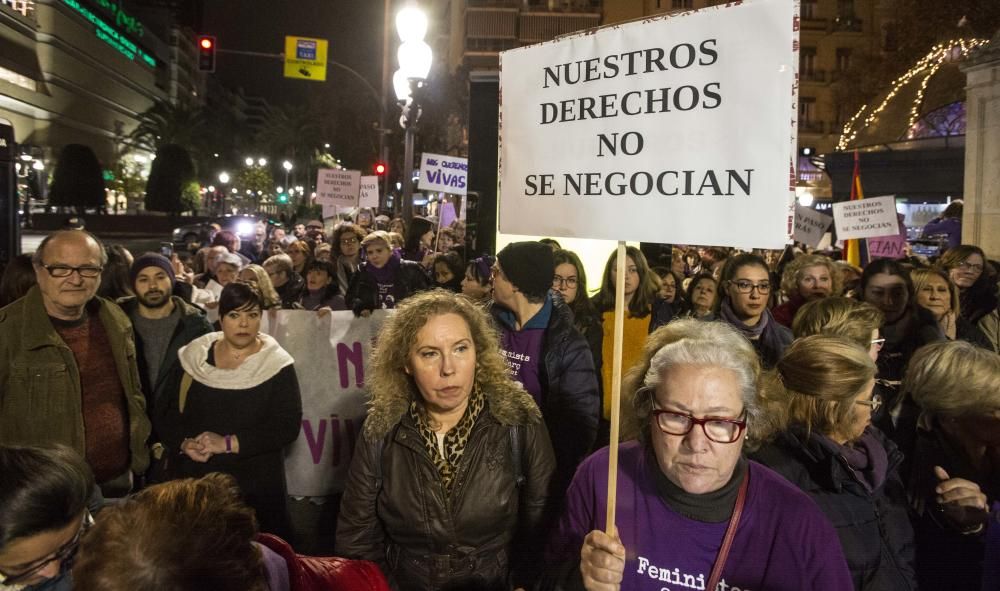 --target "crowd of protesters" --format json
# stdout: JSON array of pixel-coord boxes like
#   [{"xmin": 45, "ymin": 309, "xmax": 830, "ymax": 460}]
[{"xmin": 1, "ymin": 216, "xmax": 999, "ymax": 591}]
